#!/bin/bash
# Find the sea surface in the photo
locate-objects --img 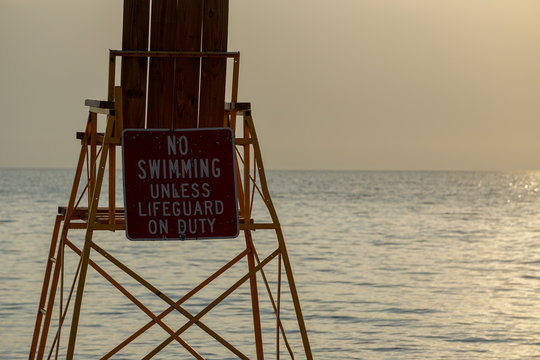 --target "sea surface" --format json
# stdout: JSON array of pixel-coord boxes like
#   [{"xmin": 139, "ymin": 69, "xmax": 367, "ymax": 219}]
[{"xmin": 2, "ymin": 168, "xmax": 540, "ymax": 359}]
